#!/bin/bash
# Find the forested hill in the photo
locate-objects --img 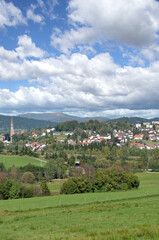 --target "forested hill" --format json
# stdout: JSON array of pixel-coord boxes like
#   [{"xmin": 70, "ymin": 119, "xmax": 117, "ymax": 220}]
[
  {"xmin": 54, "ymin": 117, "xmax": 159, "ymax": 132},
  {"xmin": 55, "ymin": 119, "xmax": 131, "ymax": 132},
  {"xmin": 111, "ymin": 117, "xmax": 147, "ymax": 124},
  {"xmin": 112, "ymin": 117, "xmax": 159, "ymax": 124},
  {"xmin": 0, "ymin": 115, "xmax": 57, "ymax": 133}
]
